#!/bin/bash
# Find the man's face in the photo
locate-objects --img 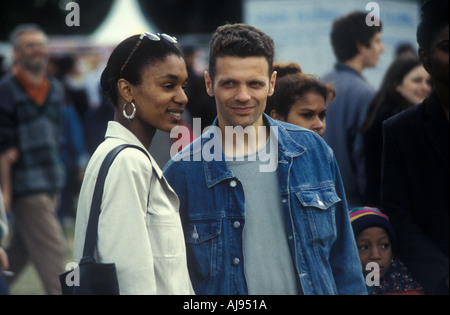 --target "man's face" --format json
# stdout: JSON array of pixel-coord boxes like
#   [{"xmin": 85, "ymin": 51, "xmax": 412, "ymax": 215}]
[
  {"xmin": 205, "ymin": 56, "xmax": 276, "ymax": 130},
  {"xmin": 14, "ymin": 31, "xmax": 48, "ymax": 73},
  {"xmin": 360, "ymin": 32, "xmax": 384, "ymax": 69}
]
